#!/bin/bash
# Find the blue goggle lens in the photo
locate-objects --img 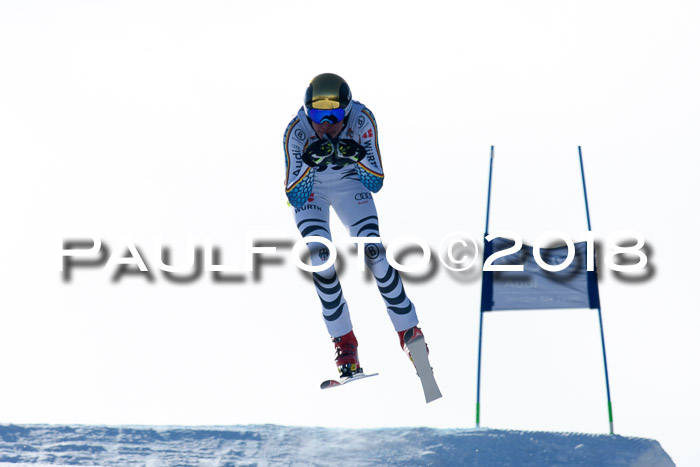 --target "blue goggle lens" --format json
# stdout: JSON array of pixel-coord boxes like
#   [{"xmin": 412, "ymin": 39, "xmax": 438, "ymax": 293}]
[{"xmin": 308, "ymin": 108, "xmax": 346, "ymax": 124}]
